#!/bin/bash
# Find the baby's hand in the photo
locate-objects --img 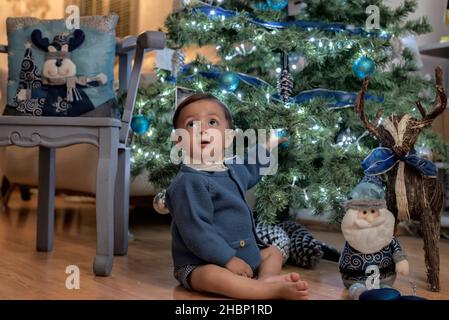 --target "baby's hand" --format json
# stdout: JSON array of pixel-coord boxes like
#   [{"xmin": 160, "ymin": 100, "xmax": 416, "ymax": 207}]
[
  {"xmin": 266, "ymin": 130, "xmax": 289, "ymax": 151},
  {"xmin": 225, "ymin": 256, "xmax": 253, "ymax": 278}
]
